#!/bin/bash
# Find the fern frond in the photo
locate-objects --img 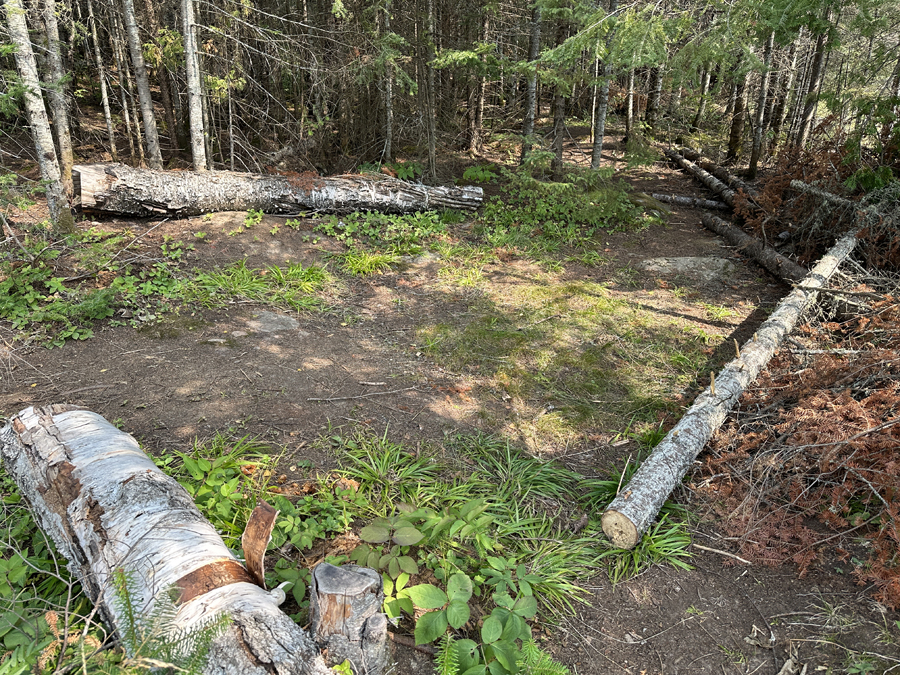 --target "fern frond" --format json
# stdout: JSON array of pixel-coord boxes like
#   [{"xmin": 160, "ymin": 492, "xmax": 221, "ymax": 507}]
[
  {"xmin": 434, "ymin": 633, "xmax": 459, "ymax": 675},
  {"xmin": 518, "ymin": 639, "xmax": 569, "ymax": 675}
]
